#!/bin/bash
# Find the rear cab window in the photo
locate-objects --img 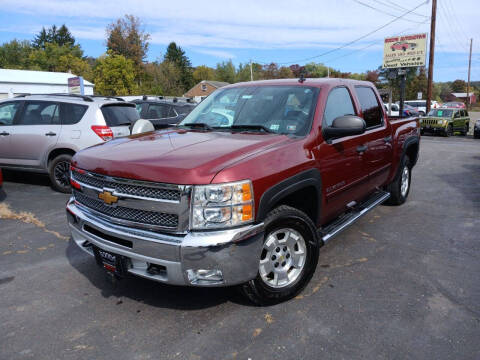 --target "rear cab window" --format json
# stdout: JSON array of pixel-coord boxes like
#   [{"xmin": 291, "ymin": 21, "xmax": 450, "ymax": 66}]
[
  {"xmin": 101, "ymin": 104, "xmax": 140, "ymax": 127},
  {"xmin": 355, "ymin": 86, "xmax": 383, "ymax": 128}
]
